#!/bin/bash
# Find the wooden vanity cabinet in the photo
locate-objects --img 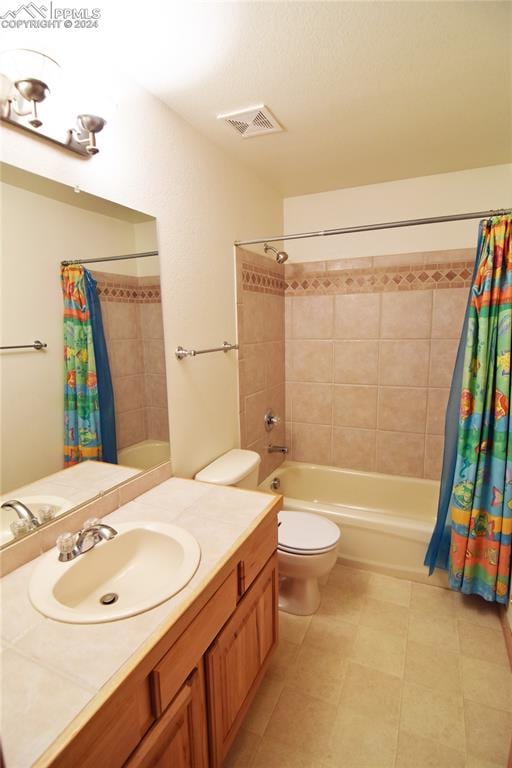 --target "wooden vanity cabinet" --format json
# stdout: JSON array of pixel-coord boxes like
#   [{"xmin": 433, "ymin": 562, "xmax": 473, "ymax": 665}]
[
  {"xmin": 48, "ymin": 503, "xmax": 280, "ymax": 768},
  {"xmin": 206, "ymin": 553, "xmax": 279, "ymax": 768},
  {"xmin": 125, "ymin": 665, "xmax": 208, "ymax": 768}
]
